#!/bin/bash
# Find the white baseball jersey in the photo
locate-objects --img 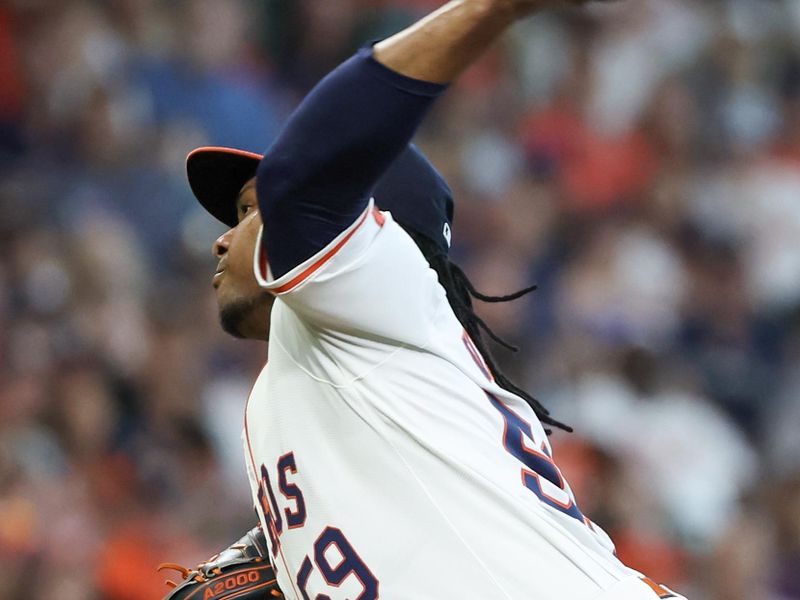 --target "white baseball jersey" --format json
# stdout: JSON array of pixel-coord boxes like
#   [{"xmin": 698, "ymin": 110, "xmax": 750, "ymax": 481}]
[{"xmin": 243, "ymin": 200, "xmax": 685, "ymax": 600}]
